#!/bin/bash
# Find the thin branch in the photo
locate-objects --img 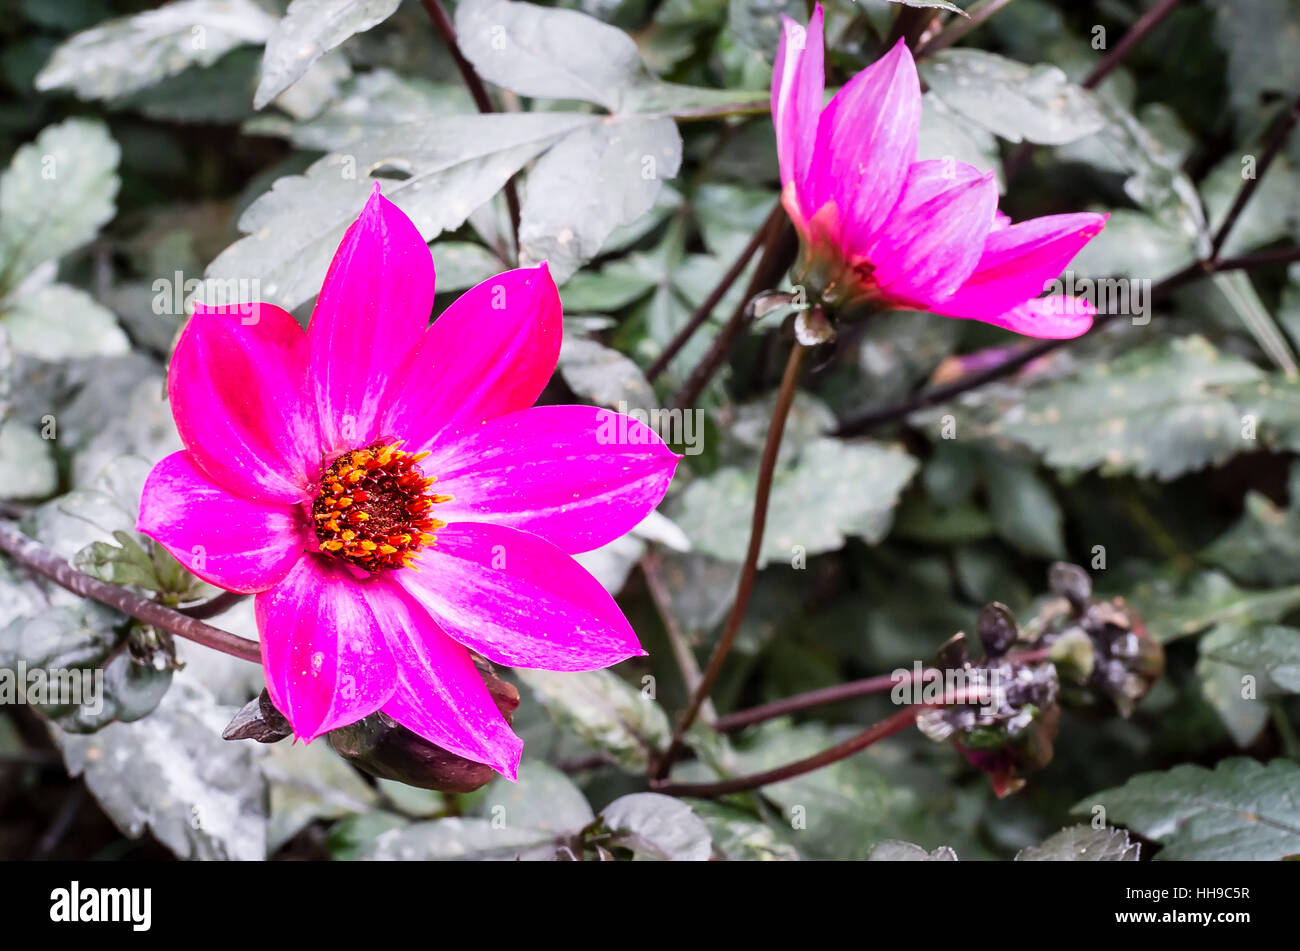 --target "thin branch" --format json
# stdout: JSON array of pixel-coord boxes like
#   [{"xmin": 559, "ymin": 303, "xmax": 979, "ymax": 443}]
[
  {"xmin": 1003, "ymin": 0, "xmax": 1184, "ymax": 180},
  {"xmin": 0, "ymin": 522, "xmax": 261, "ymax": 664},
  {"xmin": 654, "ymin": 340, "xmax": 808, "ymax": 779},
  {"xmin": 178, "ymin": 589, "xmax": 247, "ymax": 619},
  {"xmin": 1214, "ymin": 245, "xmax": 1300, "ymax": 271},
  {"xmin": 646, "ymin": 203, "xmax": 779, "ymax": 382},
  {"xmin": 669, "ymin": 216, "xmax": 798, "ymax": 410},
  {"xmin": 915, "ymin": 0, "xmax": 1019, "ymax": 59},
  {"xmin": 1210, "ymin": 92, "xmax": 1300, "ymax": 260},
  {"xmin": 713, "ymin": 647, "xmax": 1053, "ymax": 733},
  {"xmin": 419, "ymin": 0, "xmax": 522, "ymax": 247},
  {"xmin": 642, "ymin": 551, "xmax": 717, "ymax": 724},
  {"xmin": 654, "ymin": 707, "xmax": 920, "ymax": 797}
]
